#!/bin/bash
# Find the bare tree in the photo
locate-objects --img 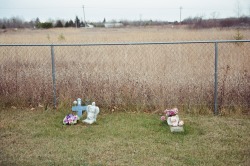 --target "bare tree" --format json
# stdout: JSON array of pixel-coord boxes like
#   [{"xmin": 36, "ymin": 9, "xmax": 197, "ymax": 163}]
[{"xmin": 210, "ymin": 12, "xmax": 219, "ymax": 20}]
